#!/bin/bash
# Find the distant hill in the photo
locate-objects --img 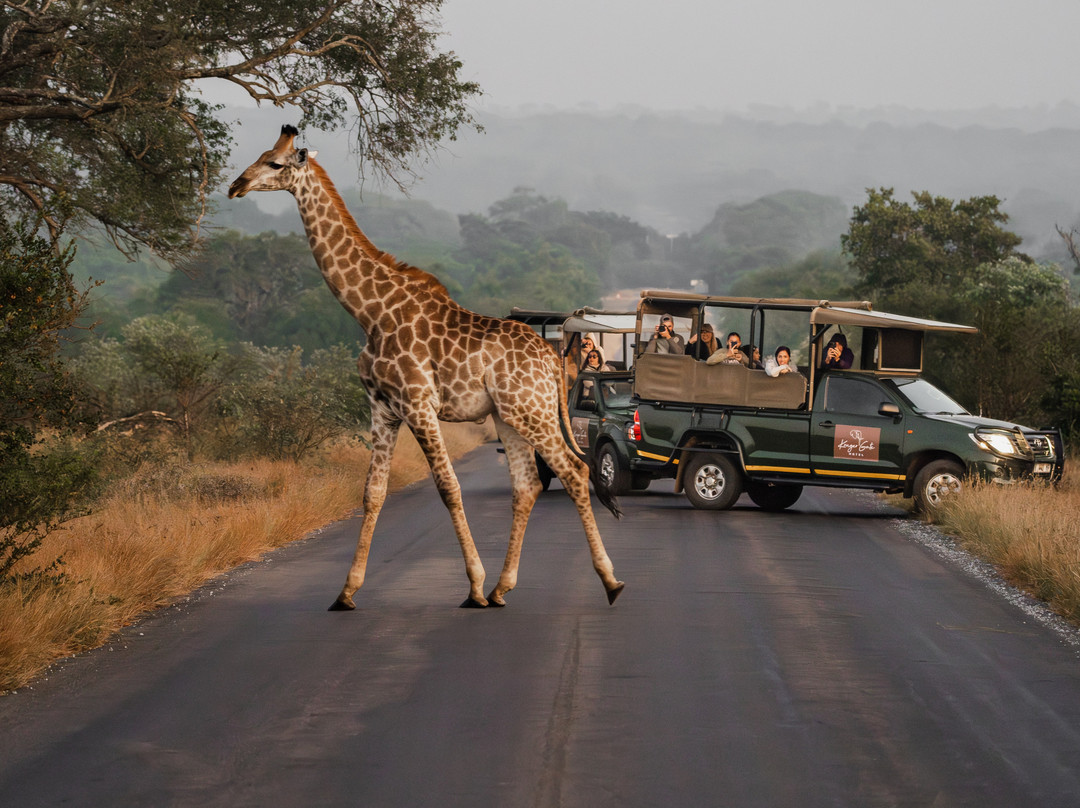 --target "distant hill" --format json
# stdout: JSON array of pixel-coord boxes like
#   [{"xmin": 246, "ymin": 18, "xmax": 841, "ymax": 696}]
[{"xmin": 223, "ymin": 104, "xmax": 1080, "ymax": 260}]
